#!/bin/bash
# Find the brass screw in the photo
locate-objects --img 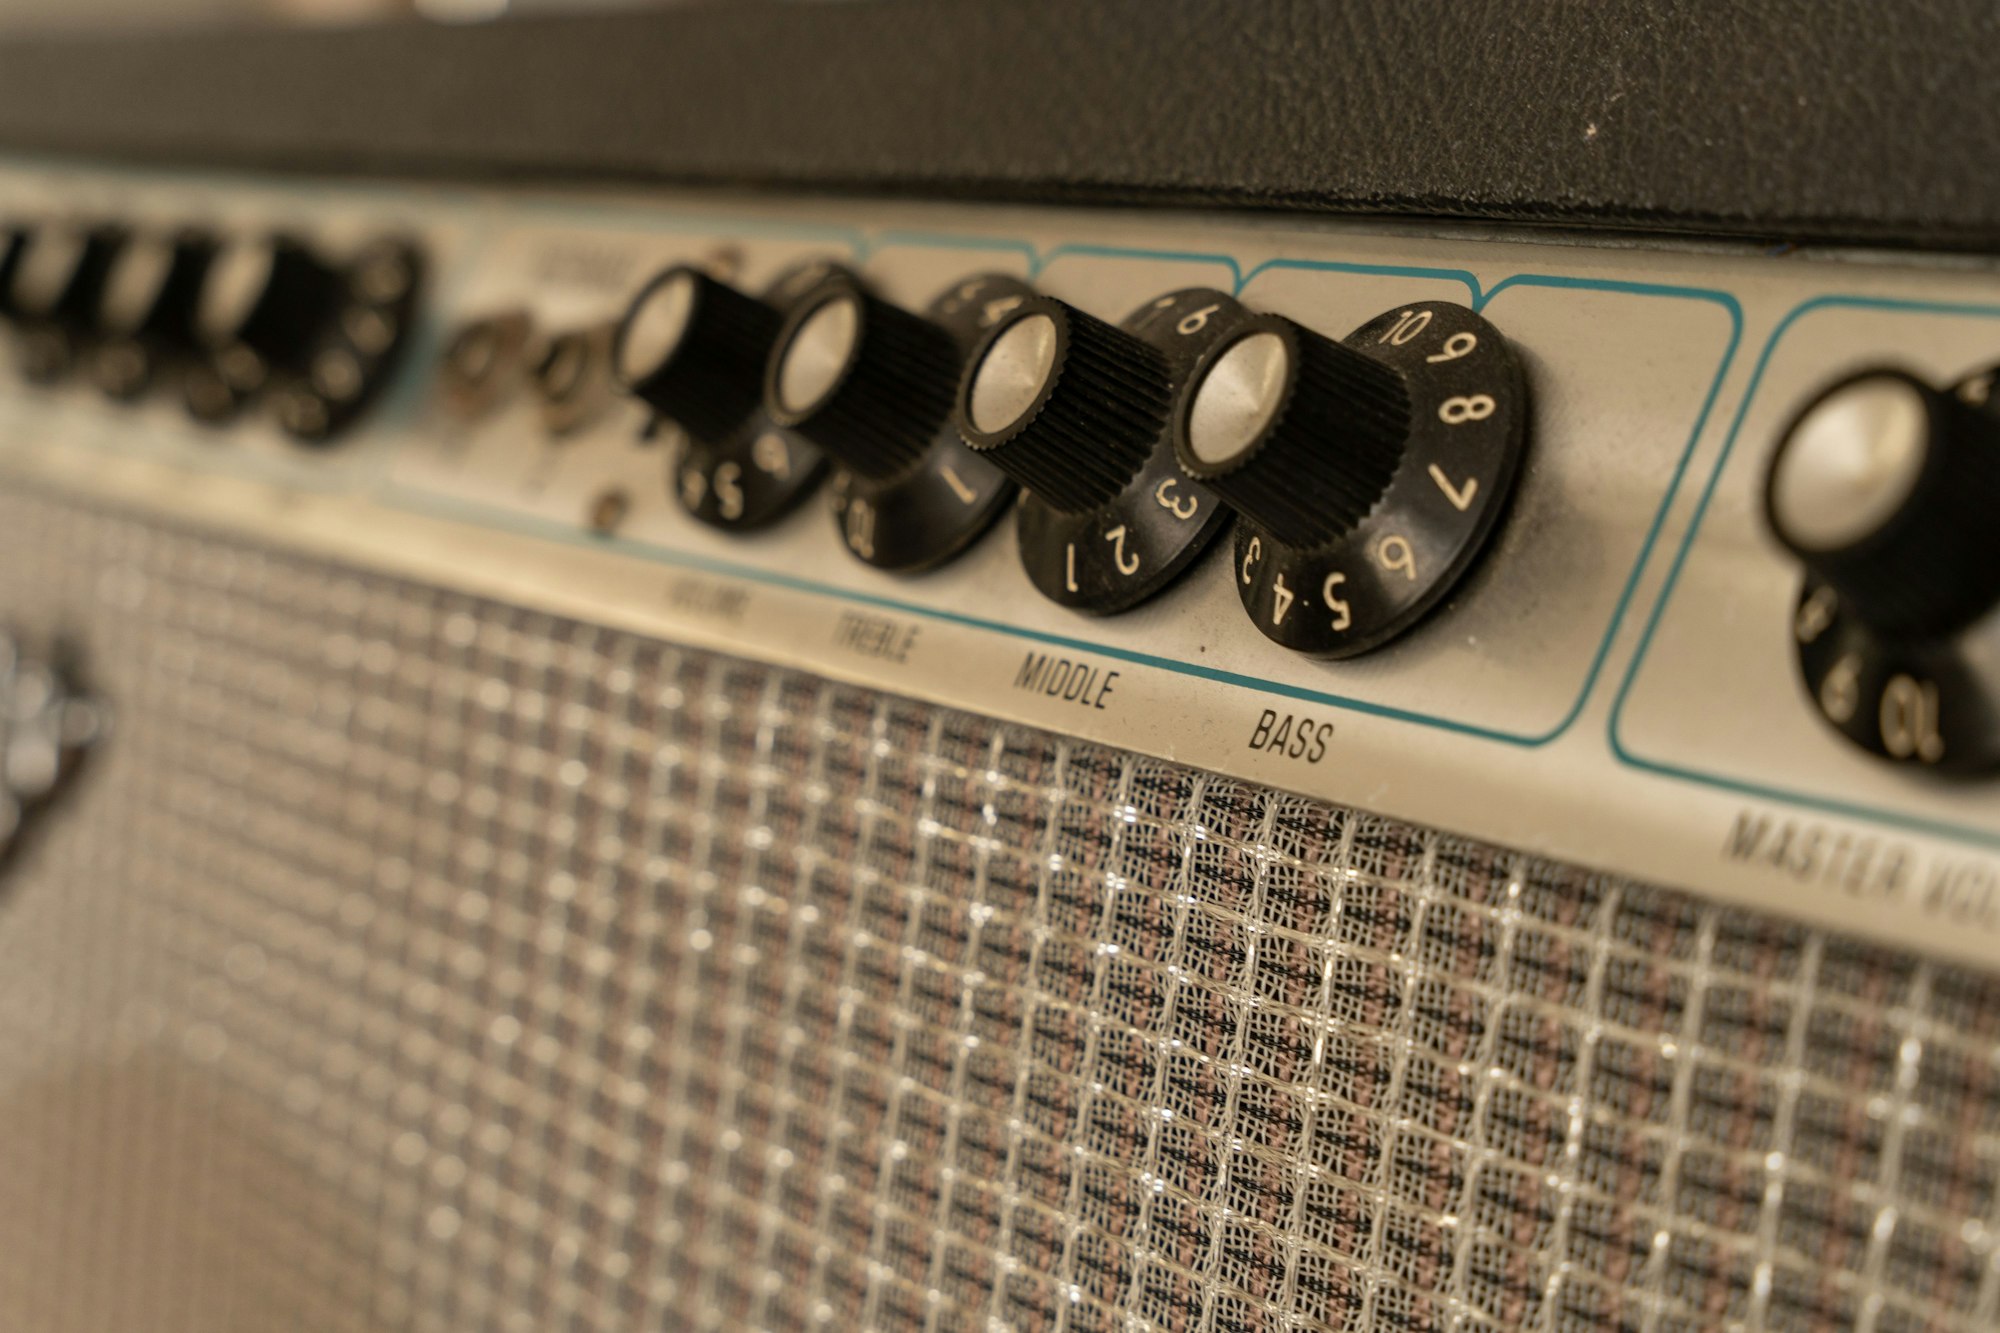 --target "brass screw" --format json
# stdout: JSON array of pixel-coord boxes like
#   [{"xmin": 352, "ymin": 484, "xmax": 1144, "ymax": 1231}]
[
  {"xmin": 588, "ymin": 488, "xmax": 631, "ymax": 536},
  {"xmin": 705, "ymin": 247, "xmax": 745, "ymax": 283}
]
